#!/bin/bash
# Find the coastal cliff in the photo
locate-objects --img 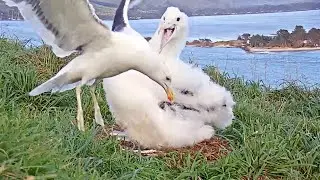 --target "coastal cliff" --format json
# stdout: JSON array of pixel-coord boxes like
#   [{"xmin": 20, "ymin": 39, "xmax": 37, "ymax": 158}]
[{"xmin": 175, "ymin": 25, "xmax": 320, "ymax": 53}]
